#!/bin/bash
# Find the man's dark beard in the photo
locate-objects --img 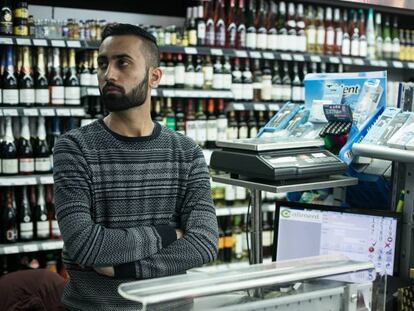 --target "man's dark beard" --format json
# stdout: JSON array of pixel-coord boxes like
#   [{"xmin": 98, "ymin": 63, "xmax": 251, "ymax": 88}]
[{"xmin": 100, "ymin": 70, "xmax": 149, "ymax": 112}]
